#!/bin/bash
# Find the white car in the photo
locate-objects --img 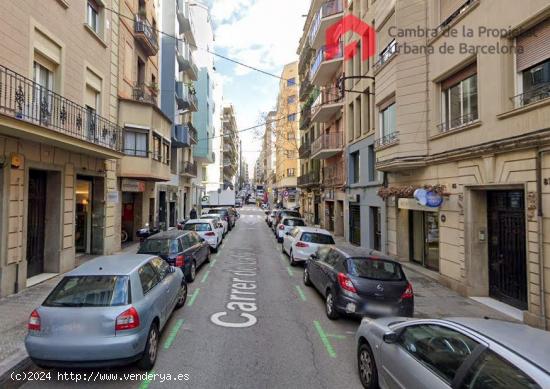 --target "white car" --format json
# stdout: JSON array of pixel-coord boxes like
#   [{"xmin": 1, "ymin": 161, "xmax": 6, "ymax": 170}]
[
  {"xmin": 282, "ymin": 227, "xmax": 335, "ymax": 266},
  {"xmin": 200, "ymin": 214, "xmax": 228, "ymax": 236},
  {"xmin": 276, "ymin": 217, "xmax": 306, "ymax": 242},
  {"xmin": 183, "ymin": 219, "xmax": 222, "ymax": 252}
]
